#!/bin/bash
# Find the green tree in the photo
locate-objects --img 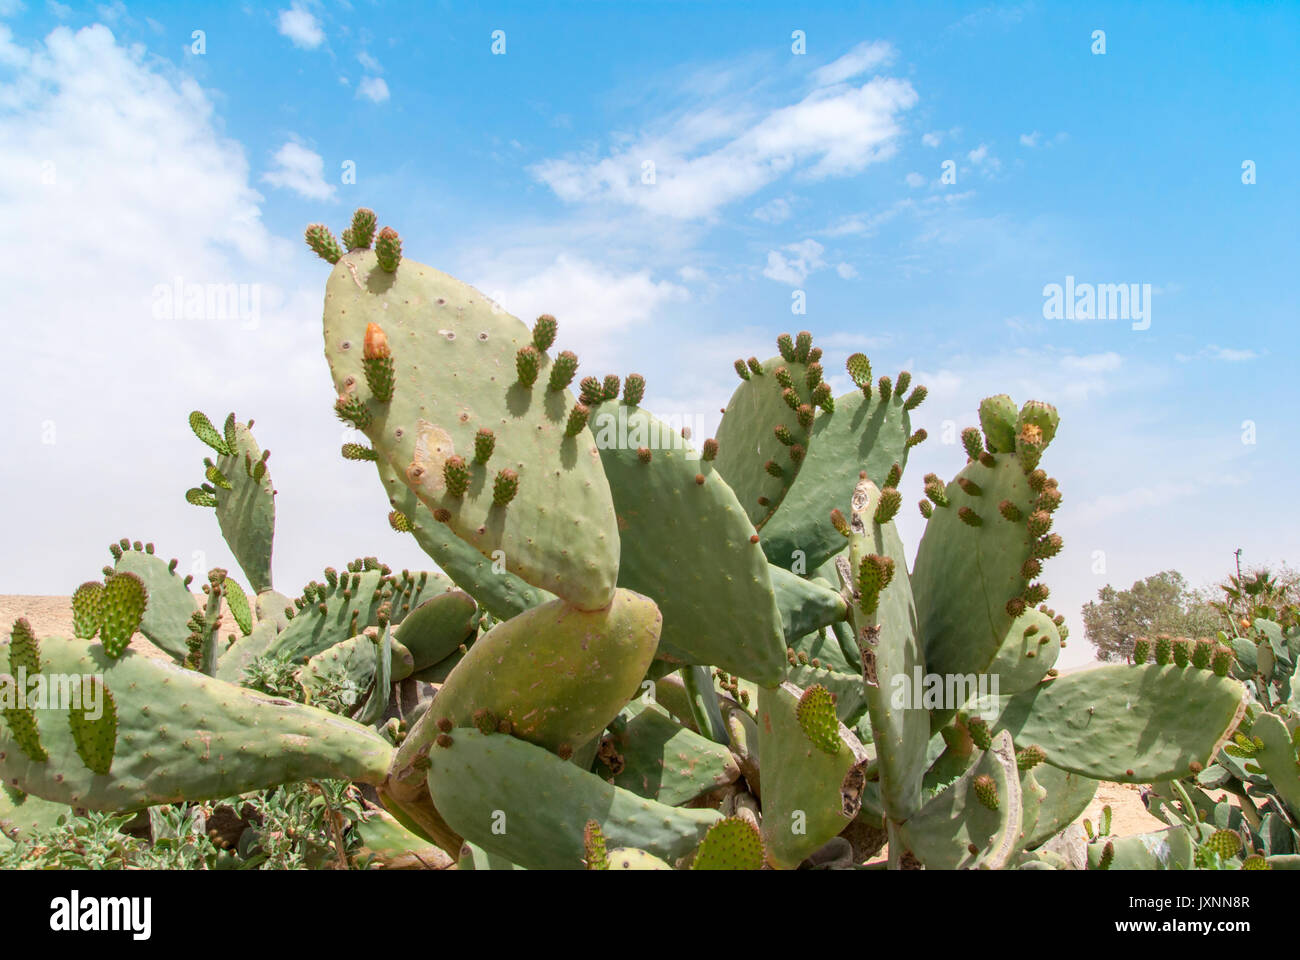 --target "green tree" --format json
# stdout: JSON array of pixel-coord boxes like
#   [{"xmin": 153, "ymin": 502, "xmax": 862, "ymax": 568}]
[{"xmin": 1083, "ymin": 570, "xmax": 1220, "ymax": 662}]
